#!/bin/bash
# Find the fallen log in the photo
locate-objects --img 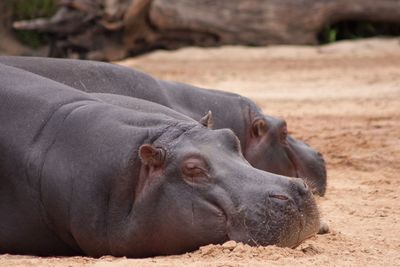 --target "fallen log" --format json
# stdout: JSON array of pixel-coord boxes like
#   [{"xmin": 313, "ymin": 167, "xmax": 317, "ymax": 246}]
[{"xmin": 12, "ymin": 0, "xmax": 400, "ymax": 60}]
